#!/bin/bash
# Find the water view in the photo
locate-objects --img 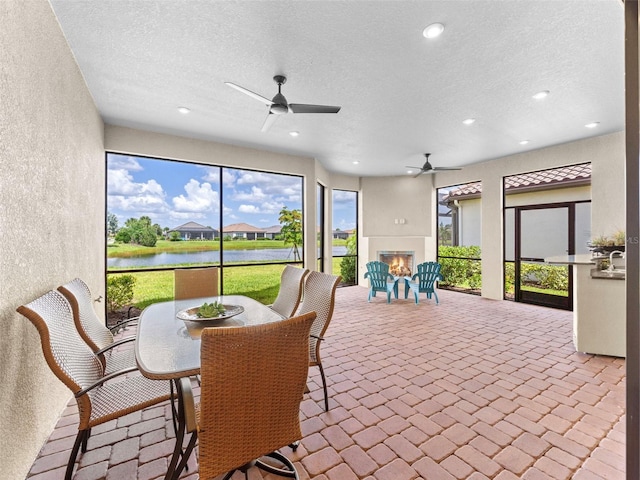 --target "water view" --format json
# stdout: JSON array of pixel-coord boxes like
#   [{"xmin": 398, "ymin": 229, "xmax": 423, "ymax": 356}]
[{"xmin": 108, "ymin": 246, "xmax": 348, "ymax": 268}]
